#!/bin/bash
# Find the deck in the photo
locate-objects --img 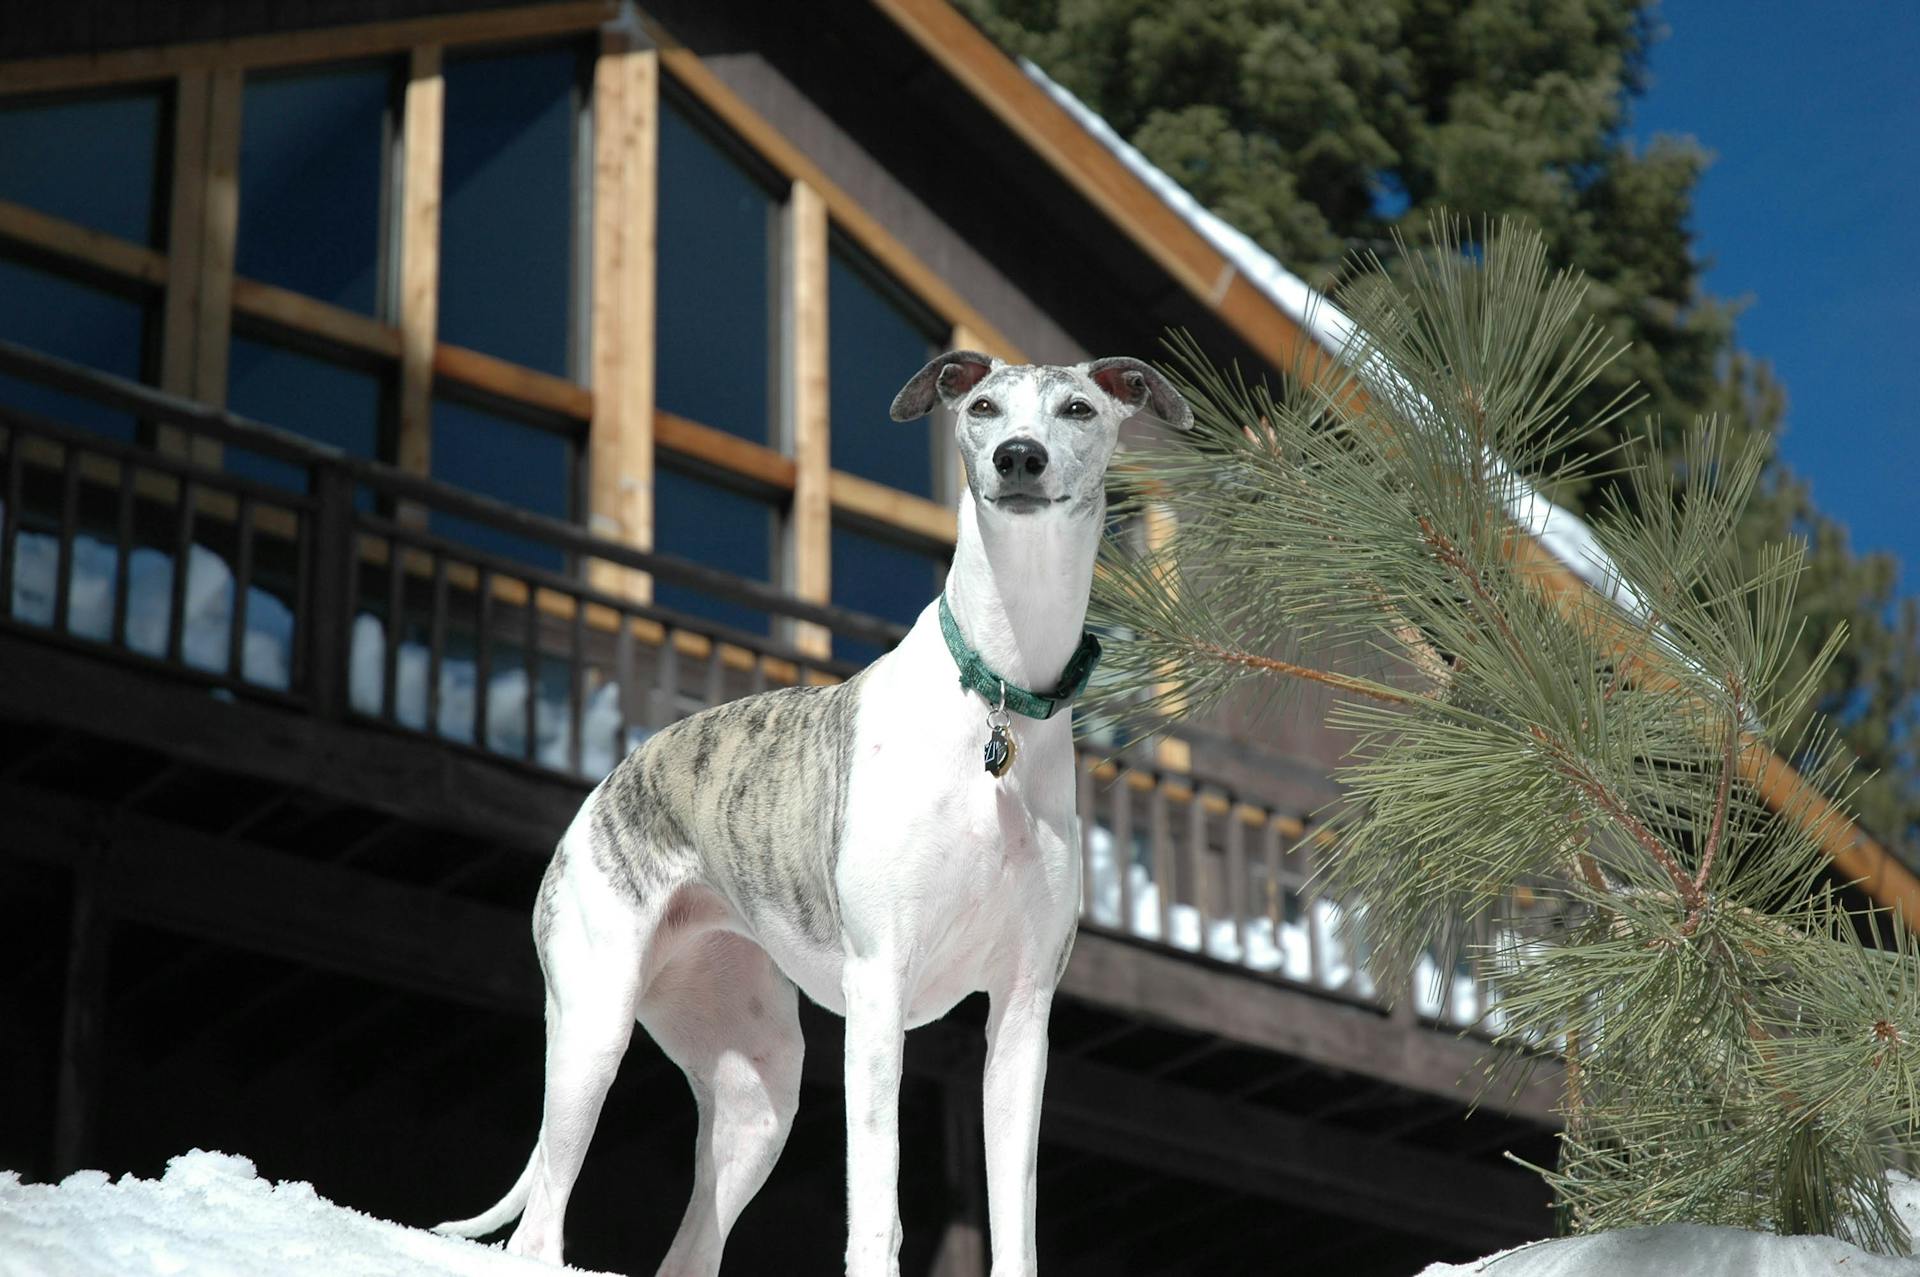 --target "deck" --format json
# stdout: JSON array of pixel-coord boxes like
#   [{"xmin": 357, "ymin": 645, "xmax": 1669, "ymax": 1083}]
[{"xmin": 0, "ymin": 338, "xmax": 1557, "ymax": 1272}]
